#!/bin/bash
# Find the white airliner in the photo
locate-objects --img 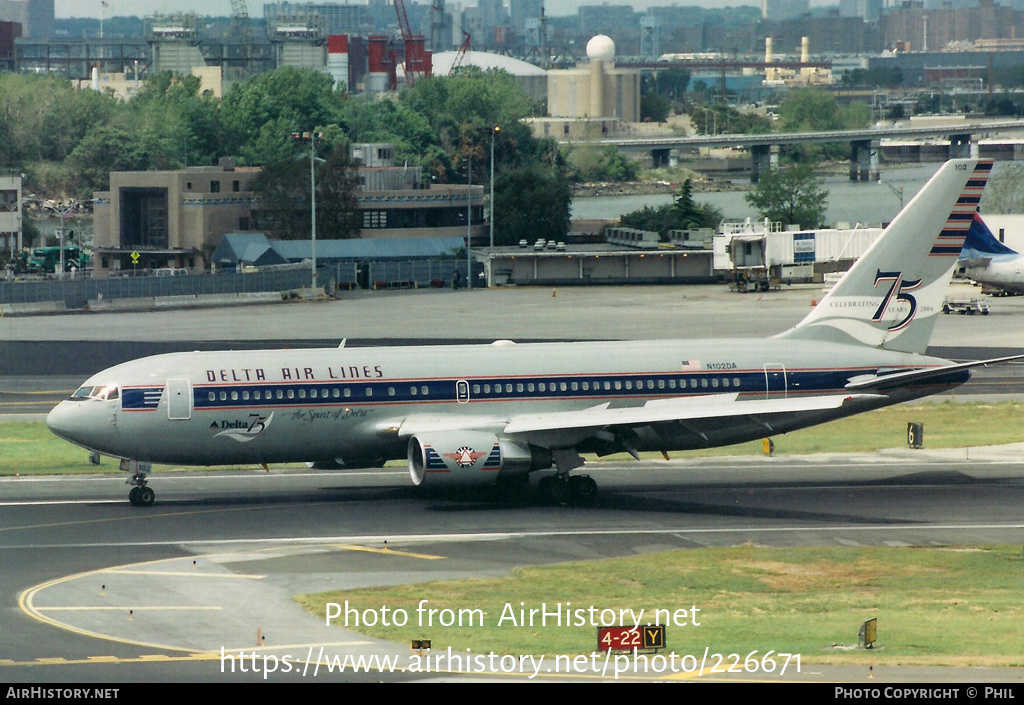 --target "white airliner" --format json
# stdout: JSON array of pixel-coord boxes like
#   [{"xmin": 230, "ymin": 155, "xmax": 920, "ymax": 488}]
[
  {"xmin": 957, "ymin": 213, "xmax": 1024, "ymax": 295},
  {"xmin": 47, "ymin": 159, "xmax": 1018, "ymax": 507}
]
